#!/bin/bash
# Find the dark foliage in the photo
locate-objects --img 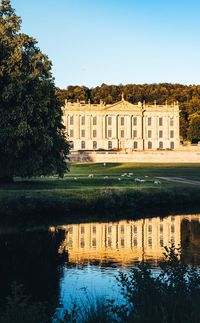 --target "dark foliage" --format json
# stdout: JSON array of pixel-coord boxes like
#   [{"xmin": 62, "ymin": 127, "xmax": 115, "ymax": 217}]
[
  {"xmin": 57, "ymin": 83, "xmax": 200, "ymax": 141},
  {"xmin": 0, "ymin": 0, "xmax": 69, "ymax": 180}
]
